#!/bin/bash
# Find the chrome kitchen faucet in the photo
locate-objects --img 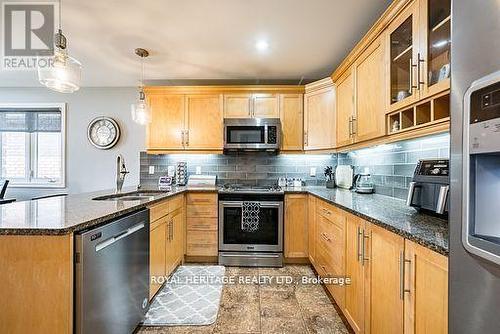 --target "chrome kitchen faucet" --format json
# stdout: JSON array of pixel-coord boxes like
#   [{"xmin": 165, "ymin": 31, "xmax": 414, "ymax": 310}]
[{"xmin": 116, "ymin": 154, "xmax": 129, "ymax": 193}]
